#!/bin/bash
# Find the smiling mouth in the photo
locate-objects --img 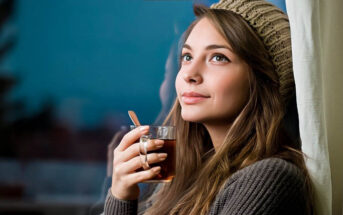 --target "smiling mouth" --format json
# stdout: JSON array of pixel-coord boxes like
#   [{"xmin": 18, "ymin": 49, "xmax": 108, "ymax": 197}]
[{"xmin": 181, "ymin": 92, "xmax": 210, "ymax": 105}]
